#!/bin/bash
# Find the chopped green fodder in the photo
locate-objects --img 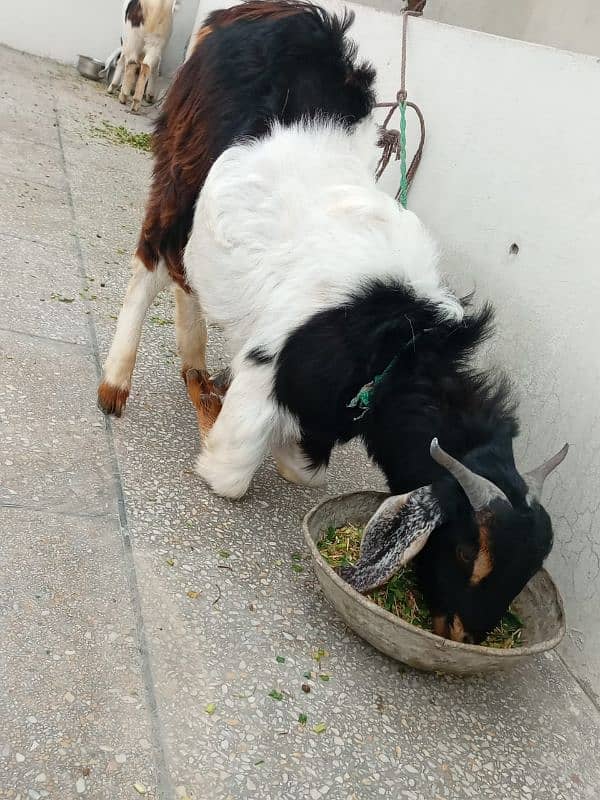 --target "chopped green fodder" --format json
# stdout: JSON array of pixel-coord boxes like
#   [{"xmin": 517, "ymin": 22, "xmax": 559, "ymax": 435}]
[
  {"xmin": 318, "ymin": 524, "xmax": 523, "ymax": 649},
  {"xmin": 91, "ymin": 121, "xmax": 152, "ymax": 152}
]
